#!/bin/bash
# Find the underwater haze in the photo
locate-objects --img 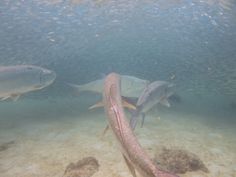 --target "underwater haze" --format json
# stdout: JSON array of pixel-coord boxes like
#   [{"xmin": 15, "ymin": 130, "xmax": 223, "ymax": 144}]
[{"xmin": 0, "ymin": 0, "xmax": 236, "ymax": 177}]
